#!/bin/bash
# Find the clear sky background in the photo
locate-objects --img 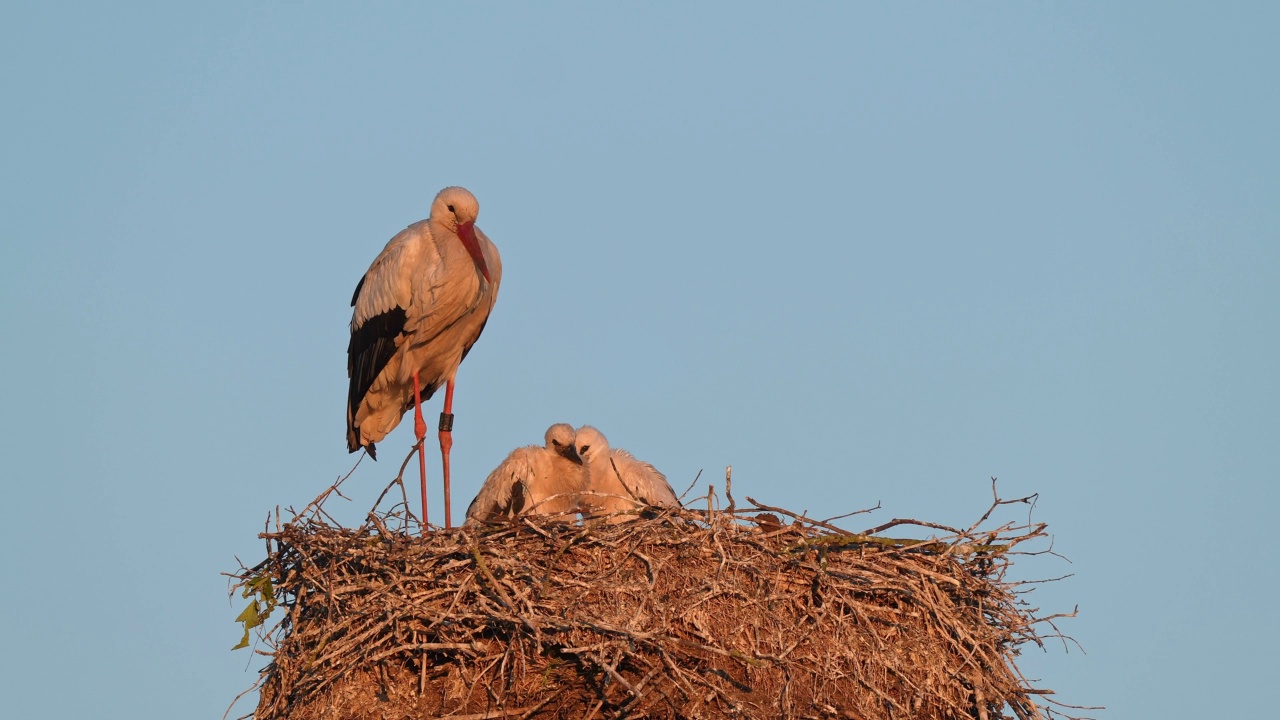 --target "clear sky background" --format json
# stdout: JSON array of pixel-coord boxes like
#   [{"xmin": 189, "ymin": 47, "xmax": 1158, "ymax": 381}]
[{"xmin": 2, "ymin": 3, "xmax": 1276, "ymax": 718}]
